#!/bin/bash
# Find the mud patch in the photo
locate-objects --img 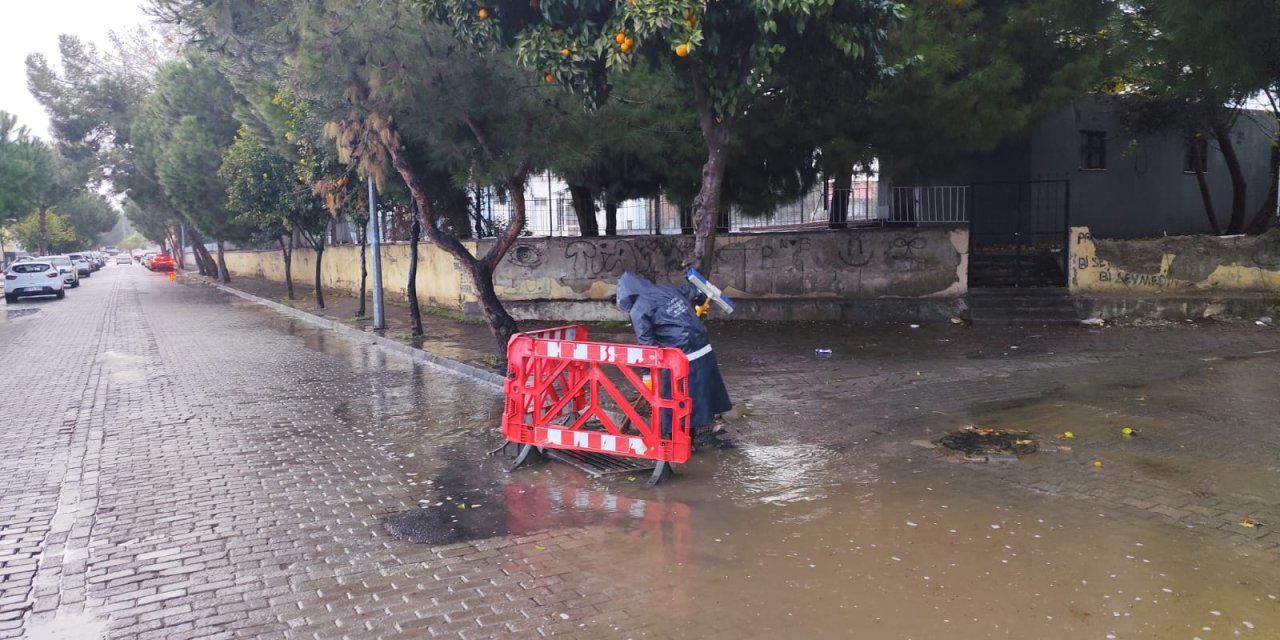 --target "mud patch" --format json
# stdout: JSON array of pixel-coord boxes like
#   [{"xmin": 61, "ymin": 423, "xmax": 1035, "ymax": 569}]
[{"xmin": 939, "ymin": 426, "xmax": 1038, "ymax": 456}]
